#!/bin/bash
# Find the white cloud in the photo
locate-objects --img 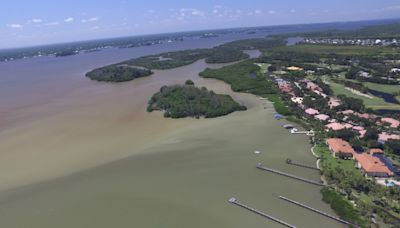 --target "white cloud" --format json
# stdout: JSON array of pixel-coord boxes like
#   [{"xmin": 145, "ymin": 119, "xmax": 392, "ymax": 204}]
[
  {"xmin": 6, "ymin": 24, "xmax": 23, "ymax": 29},
  {"xmin": 147, "ymin": 9, "xmax": 156, "ymax": 14},
  {"xmin": 90, "ymin": 26, "xmax": 100, "ymax": 30},
  {"xmin": 268, "ymin": 10, "xmax": 276, "ymax": 14},
  {"xmin": 290, "ymin": 9, "xmax": 297, "ymax": 13},
  {"xmin": 191, "ymin": 9, "xmax": 205, "ymax": 16},
  {"xmin": 179, "ymin": 8, "xmax": 205, "ymax": 17},
  {"xmin": 212, "ymin": 9, "xmax": 219, "ymax": 14},
  {"xmin": 27, "ymin": 18, "xmax": 43, "ymax": 24},
  {"xmin": 254, "ymin": 10, "xmax": 263, "ymax": 15},
  {"xmin": 45, "ymin": 21, "xmax": 59, "ymax": 26},
  {"xmin": 32, "ymin": 19, "xmax": 42, "ymax": 23},
  {"xmin": 64, "ymin": 17, "xmax": 74, "ymax": 23},
  {"xmin": 81, "ymin": 17, "xmax": 99, "ymax": 23}
]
